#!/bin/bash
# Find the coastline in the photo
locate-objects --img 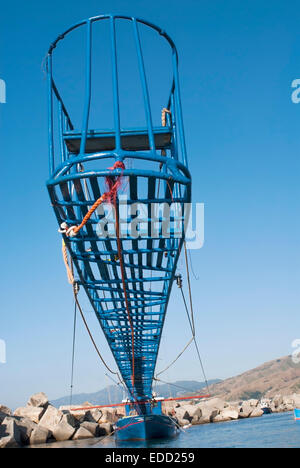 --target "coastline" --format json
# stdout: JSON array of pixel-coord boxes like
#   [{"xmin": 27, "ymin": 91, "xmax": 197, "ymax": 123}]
[{"xmin": 1, "ymin": 392, "xmax": 299, "ymax": 448}]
